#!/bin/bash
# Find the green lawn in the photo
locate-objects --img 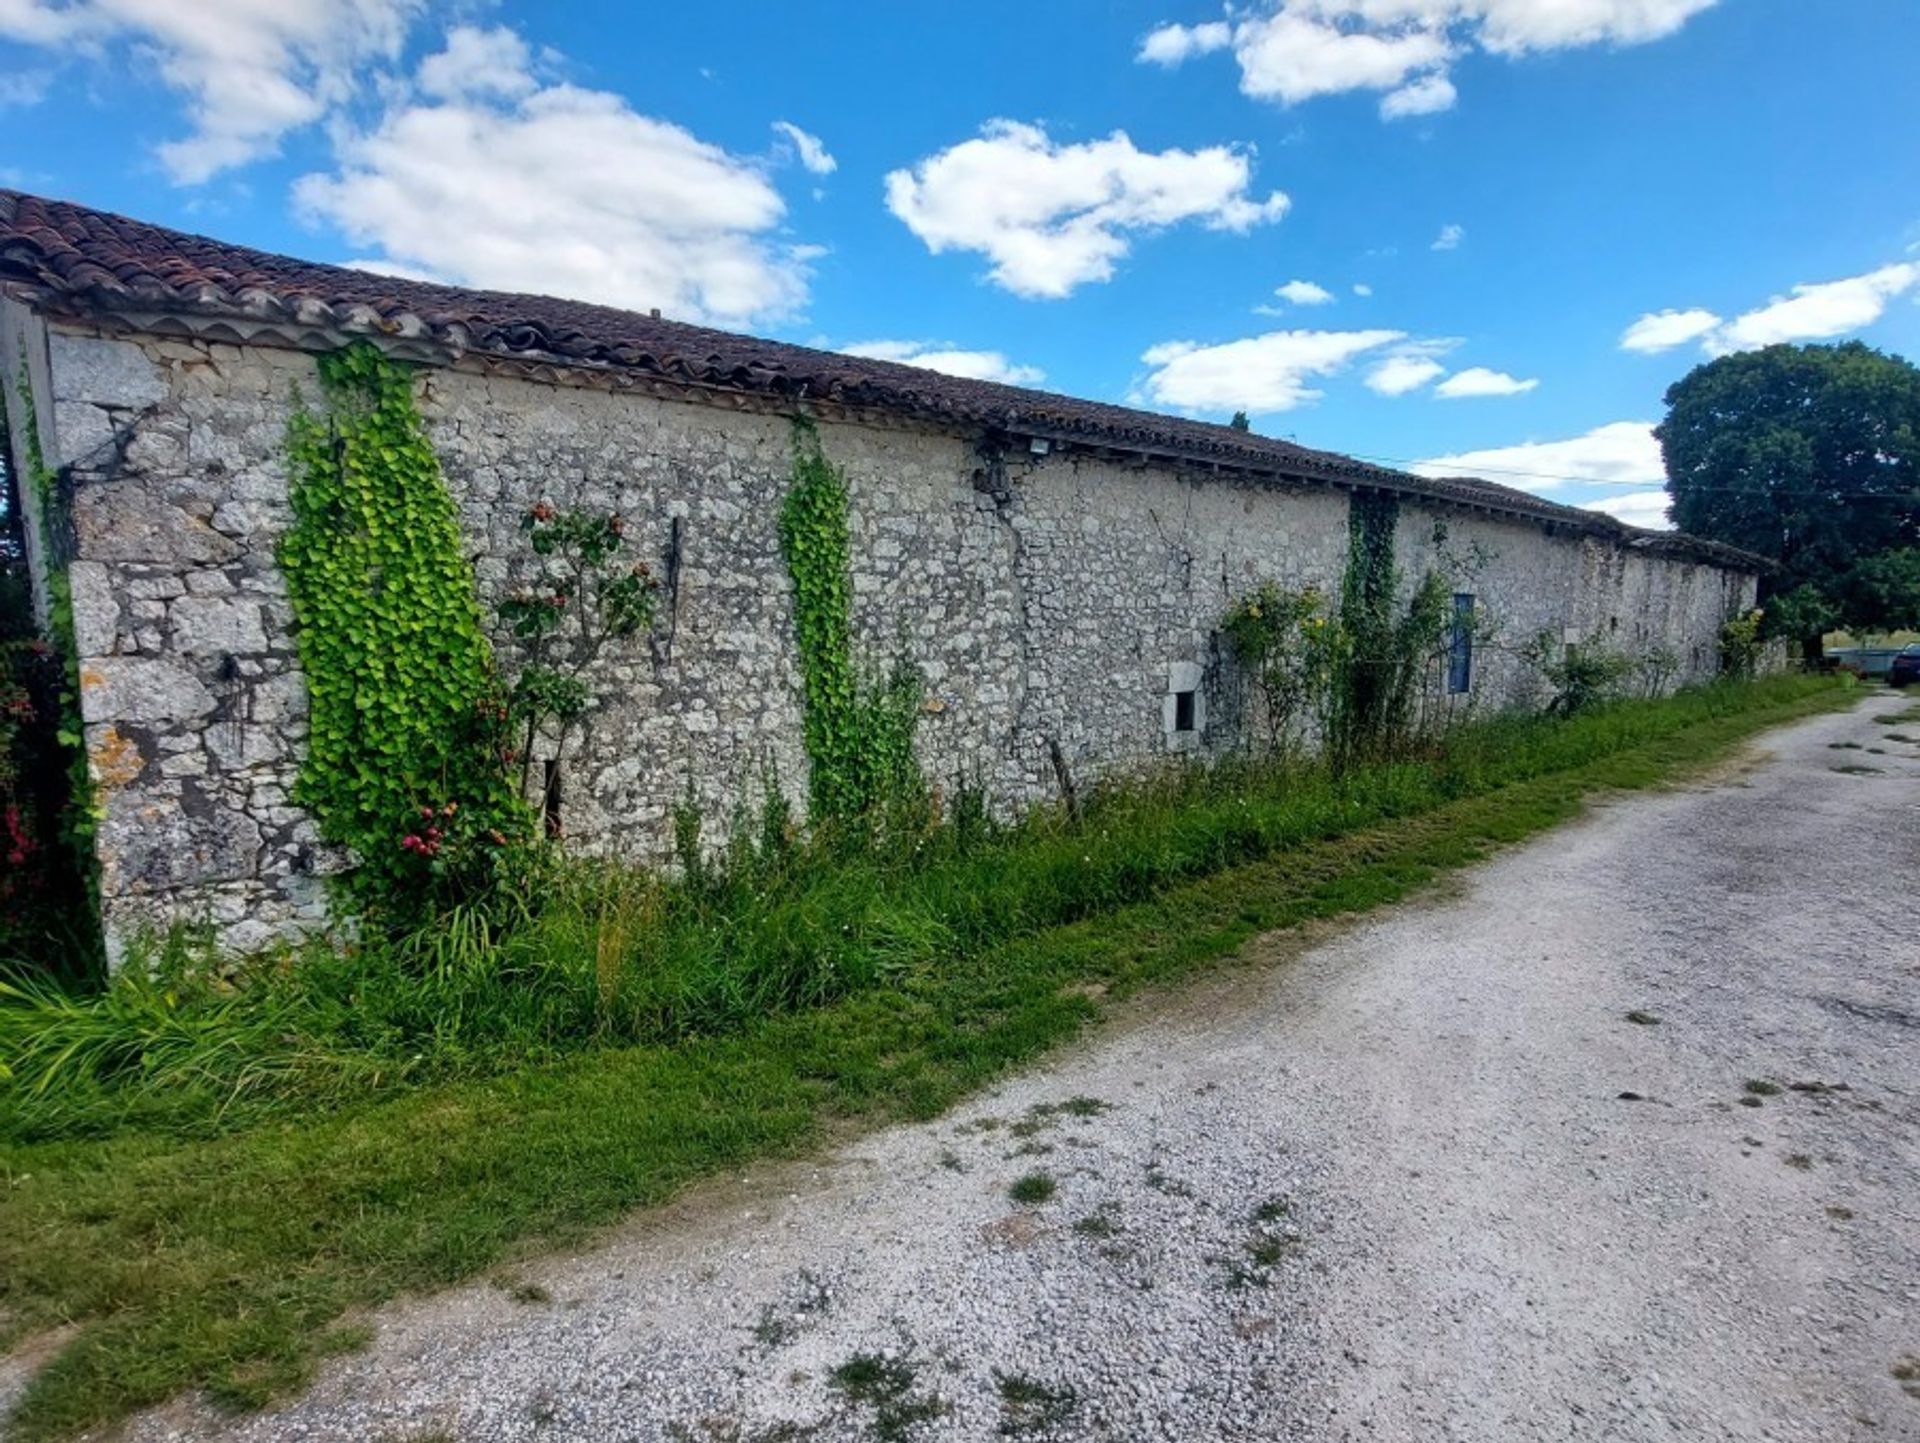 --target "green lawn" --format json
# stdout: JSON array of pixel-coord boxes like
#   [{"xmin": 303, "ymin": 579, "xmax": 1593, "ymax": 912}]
[{"xmin": 0, "ymin": 675, "xmax": 1849, "ymax": 1440}]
